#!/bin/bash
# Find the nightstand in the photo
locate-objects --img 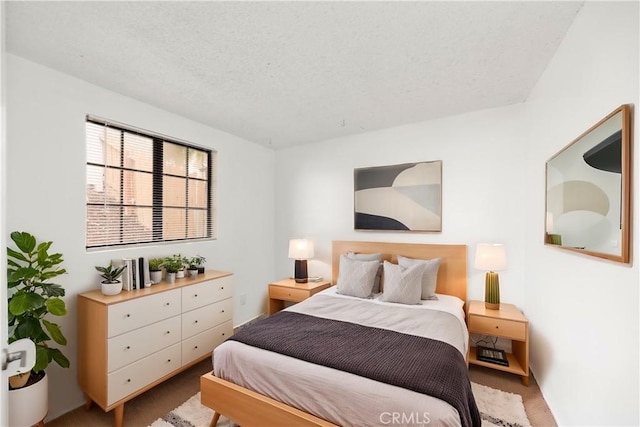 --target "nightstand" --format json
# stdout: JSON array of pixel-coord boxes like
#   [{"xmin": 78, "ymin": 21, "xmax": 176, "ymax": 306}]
[
  {"xmin": 467, "ymin": 300, "xmax": 529, "ymax": 385},
  {"xmin": 268, "ymin": 278, "xmax": 331, "ymax": 315}
]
